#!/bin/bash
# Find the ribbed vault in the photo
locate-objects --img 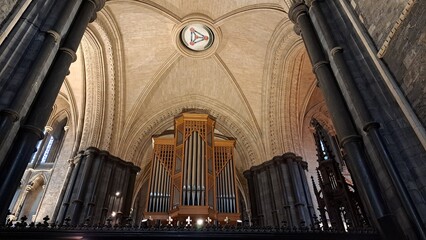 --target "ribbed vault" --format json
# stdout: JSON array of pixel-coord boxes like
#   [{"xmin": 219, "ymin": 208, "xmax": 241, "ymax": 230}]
[{"xmin": 63, "ymin": 0, "xmax": 323, "ymax": 177}]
